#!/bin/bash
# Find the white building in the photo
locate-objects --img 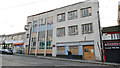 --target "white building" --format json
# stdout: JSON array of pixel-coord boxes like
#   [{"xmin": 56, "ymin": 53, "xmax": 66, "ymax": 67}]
[{"xmin": 25, "ymin": 0, "xmax": 102, "ymax": 61}]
